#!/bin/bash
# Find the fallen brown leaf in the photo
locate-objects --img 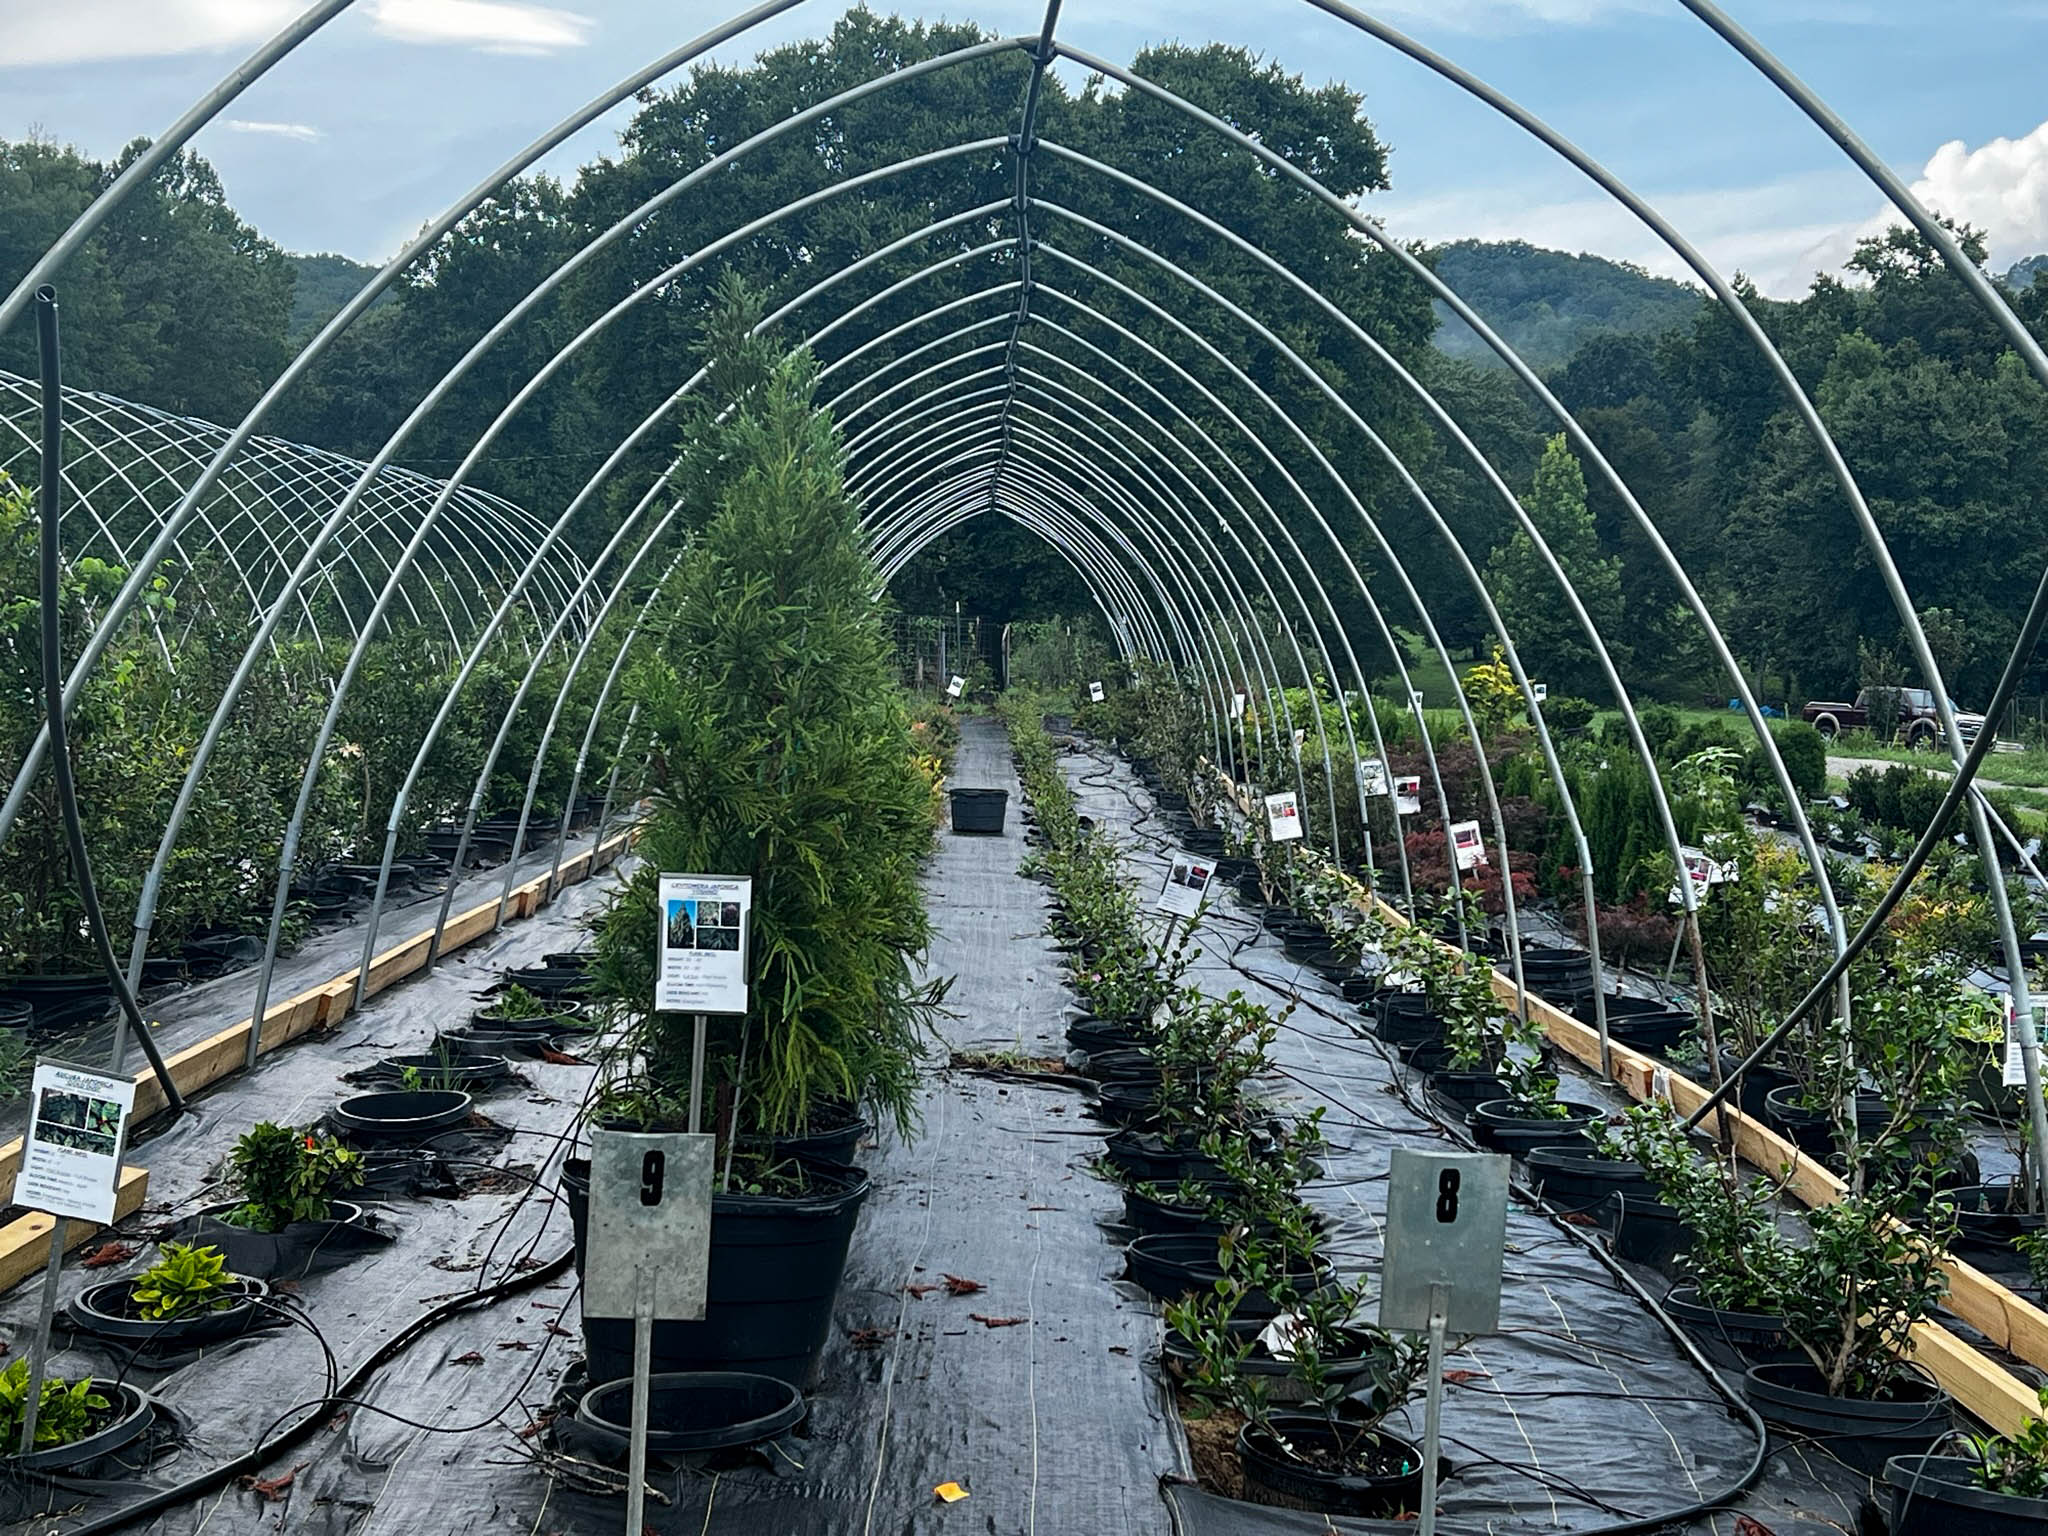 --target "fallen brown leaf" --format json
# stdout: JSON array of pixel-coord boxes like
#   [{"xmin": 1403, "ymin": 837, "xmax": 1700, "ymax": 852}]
[
  {"xmin": 968, "ymin": 1313, "xmax": 1026, "ymax": 1329},
  {"xmin": 941, "ymin": 1274, "xmax": 984, "ymax": 1296},
  {"xmin": 544, "ymin": 1321, "xmax": 573, "ymax": 1337},
  {"xmin": 905, "ymin": 1282, "xmax": 940, "ymax": 1299},
  {"xmin": 80, "ymin": 1242, "xmax": 135, "ymax": 1270},
  {"xmin": 538, "ymin": 1046, "xmax": 587, "ymax": 1066},
  {"xmin": 847, "ymin": 1326, "xmax": 896, "ymax": 1350},
  {"xmin": 496, "ymin": 1339, "xmax": 533, "ymax": 1351},
  {"xmin": 515, "ymin": 1411, "xmax": 556, "ymax": 1441},
  {"xmin": 1441, "ymin": 1369, "xmax": 1487, "ymax": 1384},
  {"xmin": 238, "ymin": 1465, "xmax": 302, "ymax": 1501},
  {"xmin": 451, "ymin": 1350, "xmax": 484, "ymax": 1366}
]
